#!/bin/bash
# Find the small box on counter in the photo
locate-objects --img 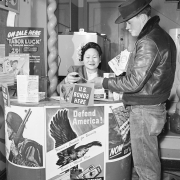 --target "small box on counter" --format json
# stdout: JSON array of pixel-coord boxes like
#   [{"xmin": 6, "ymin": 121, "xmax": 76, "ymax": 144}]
[{"xmin": 94, "ymin": 88, "xmax": 106, "ymax": 99}]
